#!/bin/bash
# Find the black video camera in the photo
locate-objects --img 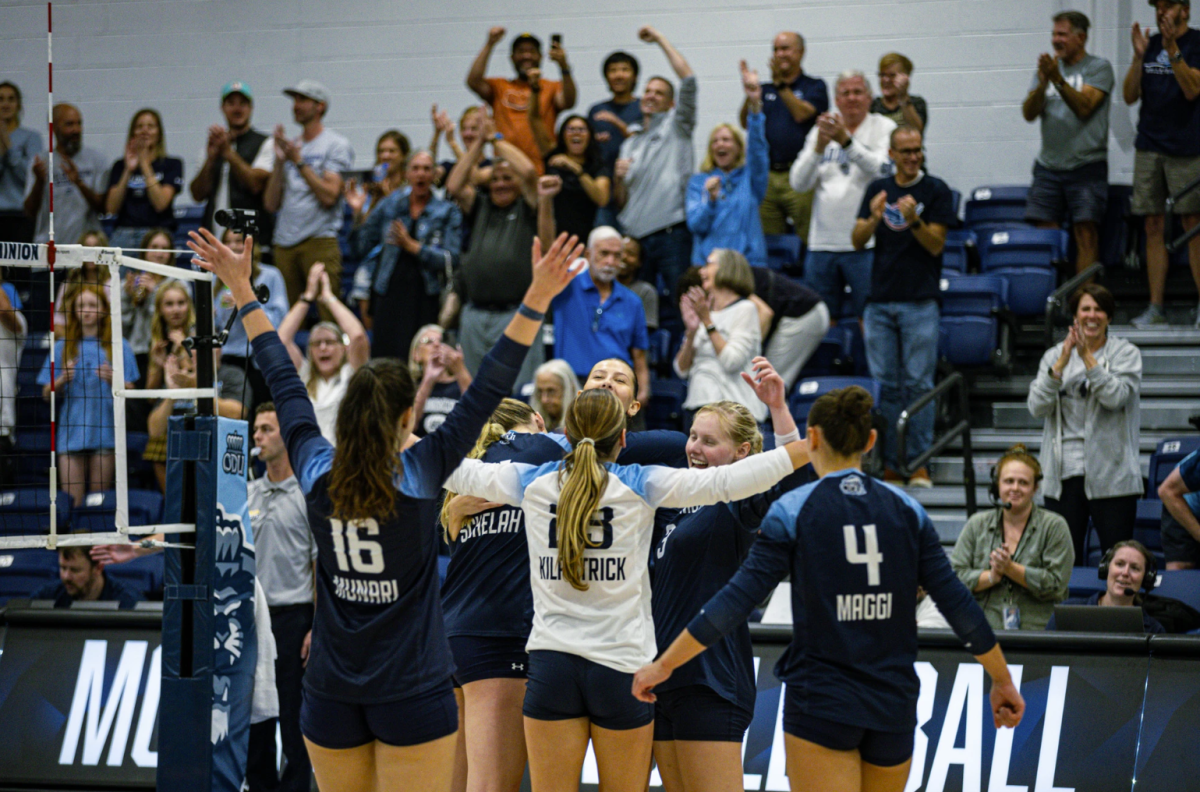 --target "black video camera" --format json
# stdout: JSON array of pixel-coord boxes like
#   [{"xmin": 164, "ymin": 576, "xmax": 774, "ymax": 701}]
[{"xmin": 214, "ymin": 208, "xmax": 259, "ymax": 236}]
